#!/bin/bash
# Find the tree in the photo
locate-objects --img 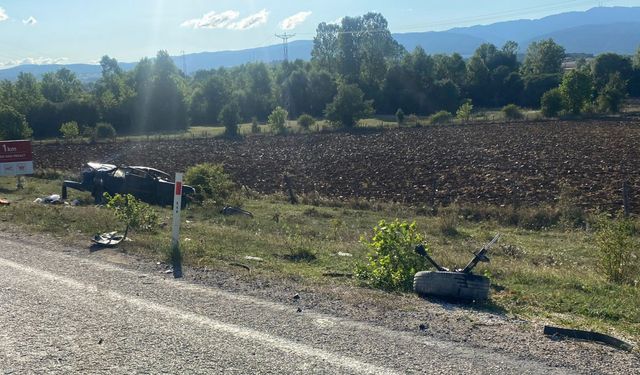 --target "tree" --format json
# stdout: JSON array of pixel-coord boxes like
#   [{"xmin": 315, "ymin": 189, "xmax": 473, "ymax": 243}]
[
  {"xmin": 189, "ymin": 75, "xmax": 231, "ymax": 125},
  {"xmin": 41, "ymin": 68, "xmax": 83, "ymax": 103},
  {"xmin": 592, "ymin": 53, "xmax": 633, "ymax": 90},
  {"xmin": 597, "ymin": 73, "xmax": 627, "ymax": 113},
  {"xmin": 395, "ymin": 108, "xmax": 405, "ymax": 125},
  {"xmin": 541, "ymin": 88, "xmax": 564, "ymax": 117},
  {"xmin": 281, "ymin": 69, "xmax": 310, "ymax": 118},
  {"xmin": 521, "ymin": 39, "xmax": 565, "ymax": 76},
  {"xmin": 522, "ymin": 73, "xmax": 562, "ymax": 107},
  {"xmin": 307, "ymin": 70, "xmax": 337, "ymax": 117},
  {"xmin": 218, "ymin": 102, "xmax": 241, "ymax": 137},
  {"xmin": 268, "ymin": 106, "xmax": 288, "ymax": 135},
  {"xmin": 0, "ymin": 106, "xmax": 32, "ymax": 140},
  {"xmin": 297, "ymin": 114, "xmax": 315, "ymax": 130},
  {"xmin": 311, "ymin": 22, "xmax": 340, "ymax": 71},
  {"xmin": 430, "ymin": 79, "xmax": 460, "ymax": 113},
  {"xmin": 560, "ymin": 70, "xmax": 593, "ymax": 114},
  {"xmin": 456, "ymin": 101, "xmax": 473, "ymax": 122},
  {"xmin": 324, "ymin": 83, "xmax": 373, "ymax": 128},
  {"xmin": 465, "ymin": 56, "xmax": 491, "ymax": 106},
  {"xmin": 59, "ymin": 121, "xmax": 80, "ymax": 139}
]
